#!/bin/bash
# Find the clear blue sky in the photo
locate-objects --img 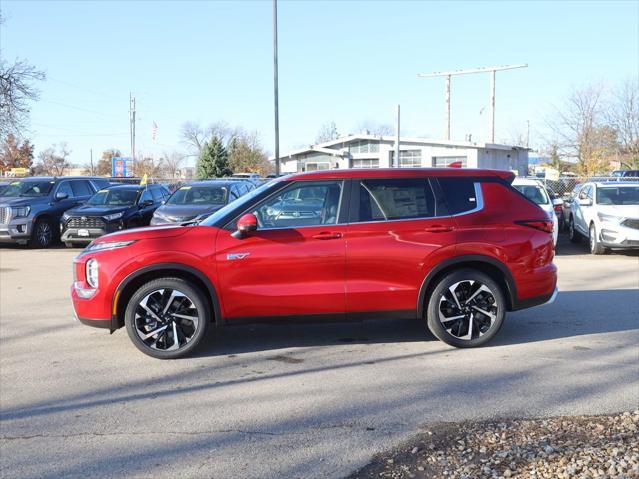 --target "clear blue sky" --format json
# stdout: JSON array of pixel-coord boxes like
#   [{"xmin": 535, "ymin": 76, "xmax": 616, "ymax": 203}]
[{"xmin": 1, "ymin": 0, "xmax": 637, "ymax": 167}]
